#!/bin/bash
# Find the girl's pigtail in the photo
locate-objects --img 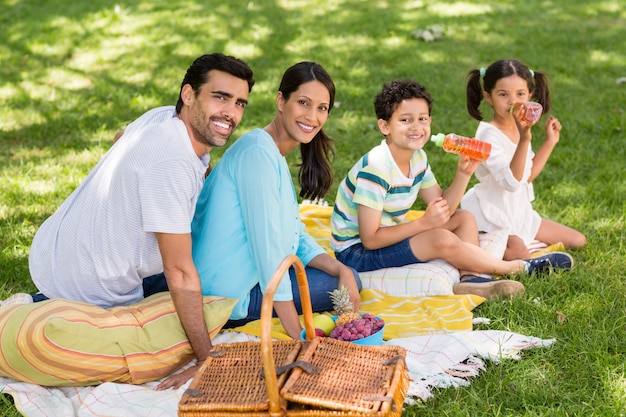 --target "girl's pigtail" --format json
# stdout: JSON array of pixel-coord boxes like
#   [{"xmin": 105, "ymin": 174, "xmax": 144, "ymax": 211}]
[
  {"xmin": 531, "ymin": 71, "xmax": 552, "ymax": 114},
  {"xmin": 466, "ymin": 69, "xmax": 484, "ymax": 121}
]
